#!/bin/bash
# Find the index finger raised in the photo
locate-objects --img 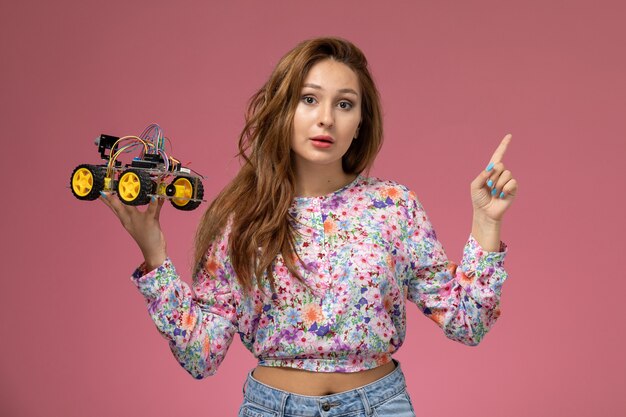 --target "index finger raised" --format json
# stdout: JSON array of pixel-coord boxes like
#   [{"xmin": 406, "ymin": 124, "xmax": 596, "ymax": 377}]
[{"xmin": 489, "ymin": 133, "xmax": 512, "ymax": 163}]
